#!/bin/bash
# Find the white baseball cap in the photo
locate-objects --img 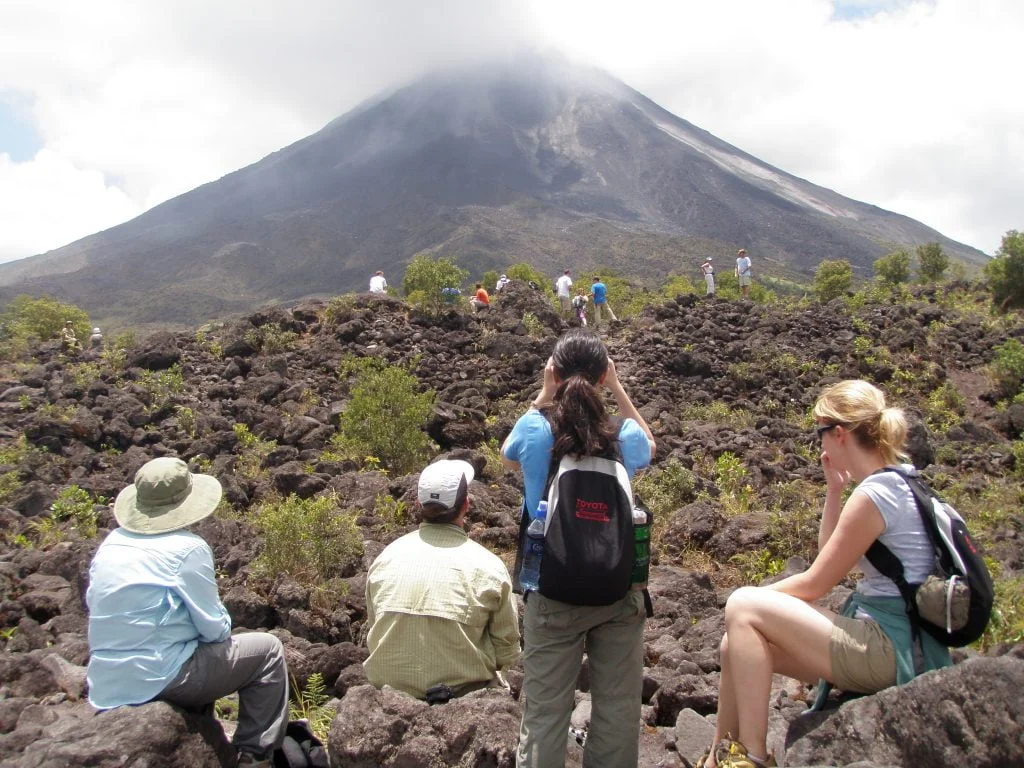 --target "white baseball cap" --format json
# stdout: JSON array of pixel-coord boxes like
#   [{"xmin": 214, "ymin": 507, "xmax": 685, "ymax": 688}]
[{"xmin": 417, "ymin": 459, "xmax": 475, "ymax": 510}]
